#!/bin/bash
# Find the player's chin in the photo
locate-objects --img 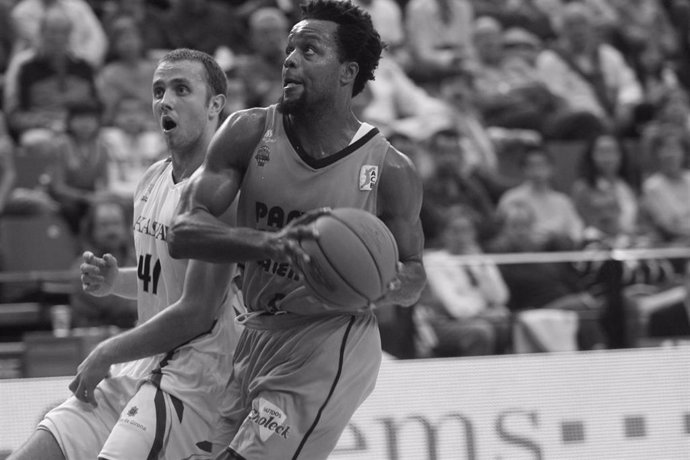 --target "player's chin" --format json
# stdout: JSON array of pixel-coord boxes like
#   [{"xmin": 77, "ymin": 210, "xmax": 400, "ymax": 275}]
[{"xmin": 277, "ymin": 94, "xmax": 301, "ymax": 114}]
